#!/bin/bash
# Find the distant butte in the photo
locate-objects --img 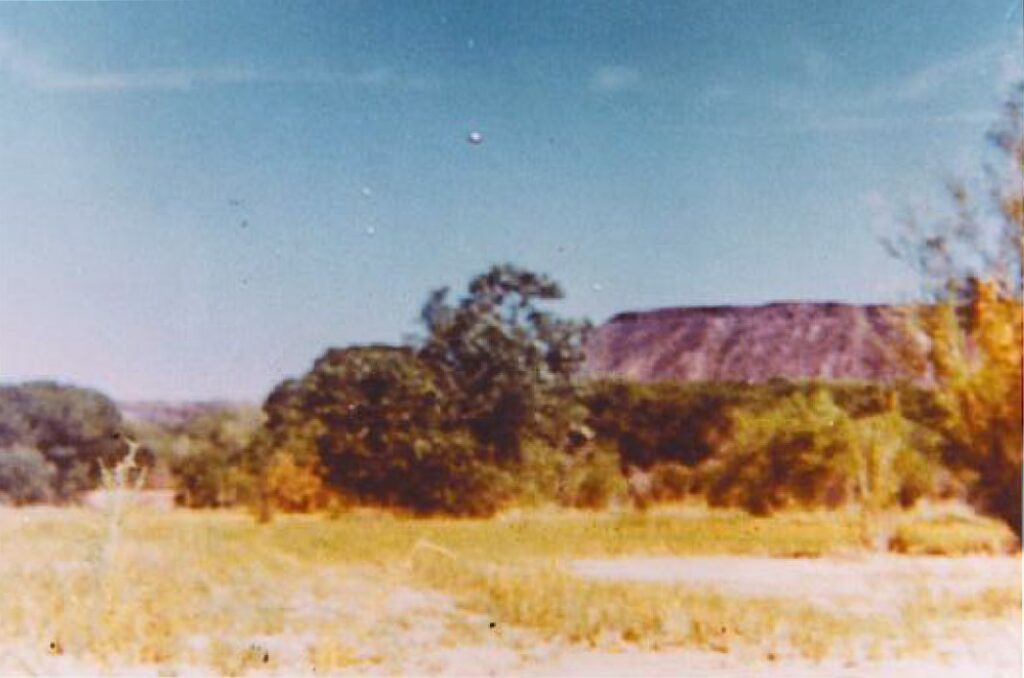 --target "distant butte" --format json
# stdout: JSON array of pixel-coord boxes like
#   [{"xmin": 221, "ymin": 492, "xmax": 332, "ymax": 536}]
[{"xmin": 583, "ymin": 302, "xmax": 931, "ymax": 385}]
